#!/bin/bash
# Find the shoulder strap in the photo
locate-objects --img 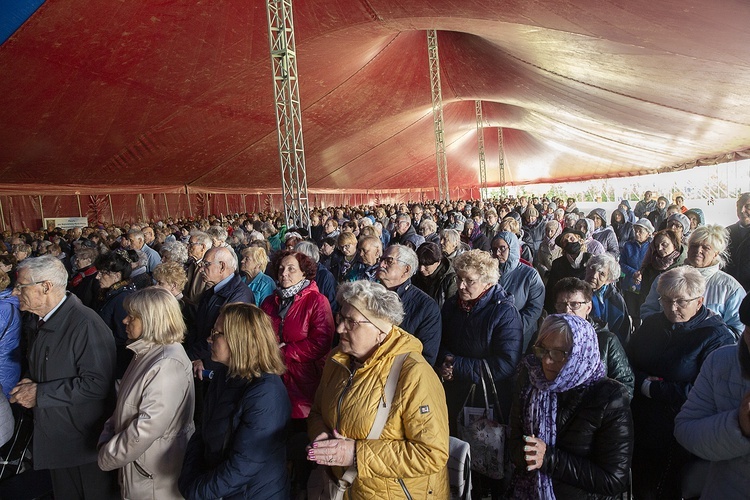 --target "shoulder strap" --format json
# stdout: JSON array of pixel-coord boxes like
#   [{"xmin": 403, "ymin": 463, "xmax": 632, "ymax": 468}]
[{"xmin": 338, "ymin": 352, "xmax": 409, "ymax": 489}]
